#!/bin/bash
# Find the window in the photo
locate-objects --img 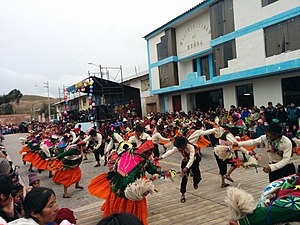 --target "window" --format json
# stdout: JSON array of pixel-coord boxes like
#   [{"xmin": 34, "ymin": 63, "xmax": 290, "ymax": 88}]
[
  {"xmin": 264, "ymin": 16, "xmax": 300, "ymax": 57},
  {"xmin": 282, "ymin": 76, "xmax": 300, "ymax": 106},
  {"xmin": 201, "ymin": 56, "xmax": 210, "ymax": 81},
  {"xmin": 192, "ymin": 56, "xmax": 210, "ymax": 80},
  {"xmin": 157, "ymin": 28, "xmax": 177, "ymax": 61},
  {"xmin": 159, "ymin": 62, "xmax": 179, "ymax": 88},
  {"xmin": 210, "ymin": 0, "xmax": 235, "ymax": 39},
  {"xmin": 213, "ymin": 39, "xmax": 236, "ymax": 76},
  {"xmin": 235, "ymin": 84, "xmax": 254, "ymax": 109},
  {"xmin": 262, "ymin": 0, "xmax": 279, "ymax": 7}
]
